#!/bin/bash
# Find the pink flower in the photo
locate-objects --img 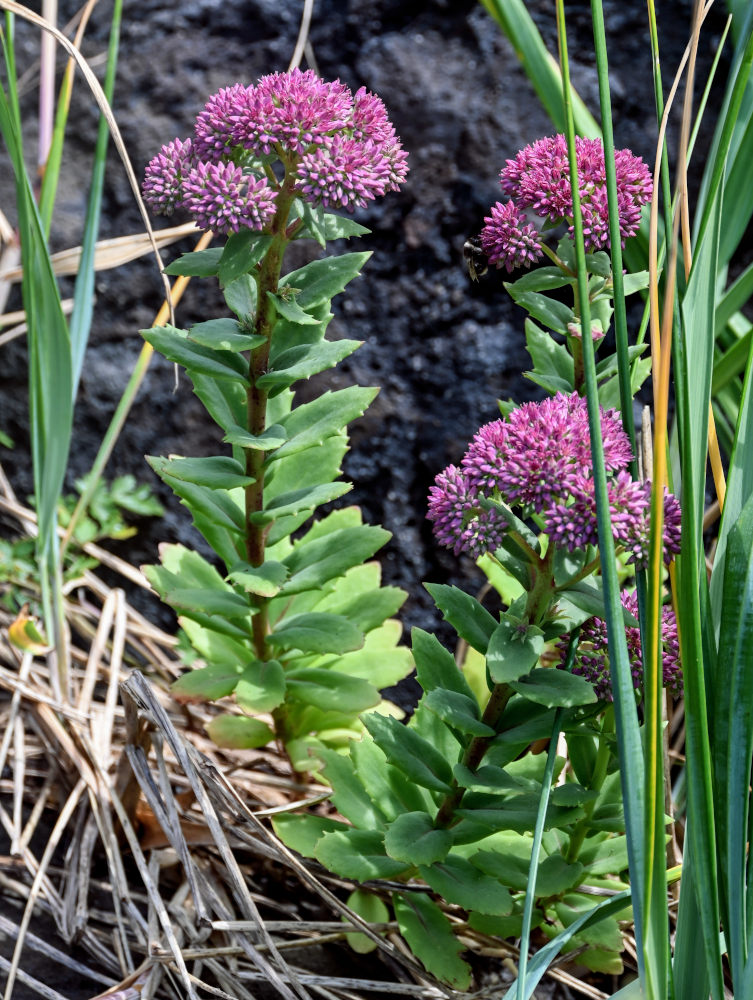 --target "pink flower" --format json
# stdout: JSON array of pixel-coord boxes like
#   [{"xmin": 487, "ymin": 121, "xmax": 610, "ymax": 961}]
[
  {"xmin": 428, "ymin": 392, "xmax": 681, "ymax": 566},
  {"xmin": 479, "ymin": 201, "xmax": 541, "ymax": 272},
  {"xmin": 495, "ymin": 134, "xmax": 652, "ymax": 252},
  {"xmin": 142, "ymin": 70, "xmax": 408, "ymax": 229},
  {"xmin": 556, "ymin": 591, "xmax": 682, "ymax": 701},
  {"xmin": 142, "ymin": 138, "xmax": 195, "ymax": 215},
  {"xmin": 427, "ymin": 466, "xmax": 507, "ymax": 558},
  {"xmin": 182, "ymin": 162, "xmax": 277, "ymax": 234},
  {"xmin": 193, "ymin": 84, "xmax": 252, "ymax": 161}
]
